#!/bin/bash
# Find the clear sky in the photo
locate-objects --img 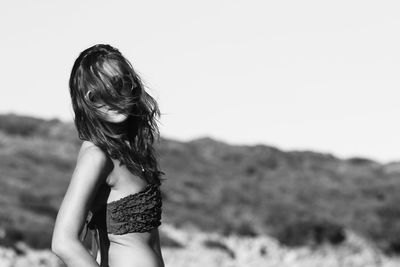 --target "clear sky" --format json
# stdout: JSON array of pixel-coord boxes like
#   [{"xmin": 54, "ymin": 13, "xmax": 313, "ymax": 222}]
[{"xmin": 0, "ymin": 1, "xmax": 399, "ymax": 163}]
